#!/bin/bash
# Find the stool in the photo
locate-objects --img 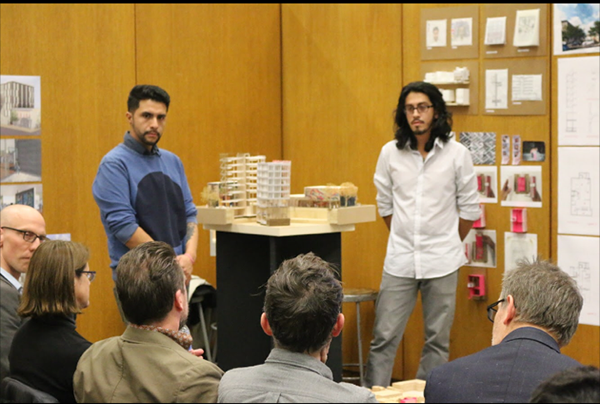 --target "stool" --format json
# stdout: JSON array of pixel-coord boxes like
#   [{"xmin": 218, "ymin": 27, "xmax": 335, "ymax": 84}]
[{"xmin": 342, "ymin": 288, "xmax": 378, "ymax": 387}]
